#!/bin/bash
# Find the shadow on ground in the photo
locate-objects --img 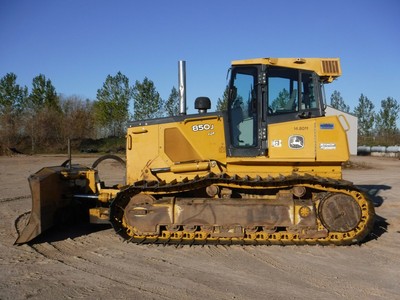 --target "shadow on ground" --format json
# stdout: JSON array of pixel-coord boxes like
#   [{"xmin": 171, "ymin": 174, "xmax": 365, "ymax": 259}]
[
  {"xmin": 356, "ymin": 184, "xmax": 390, "ymax": 243},
  {"xmin": 27, "ymin": 222, "xmax": 112, "ymax": 245},
  {"xmin": 357, "ymin": 184, "xmax": 390, "ymax": 207}
]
